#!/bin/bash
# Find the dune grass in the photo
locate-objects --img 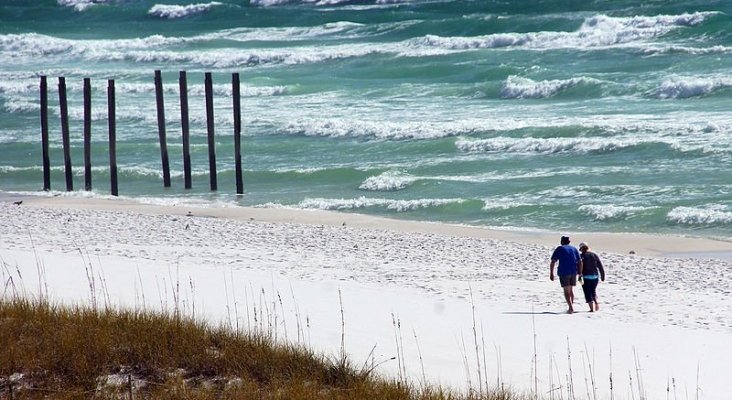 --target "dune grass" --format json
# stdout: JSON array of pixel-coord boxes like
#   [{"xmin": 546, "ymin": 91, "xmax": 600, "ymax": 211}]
[{"xmin": 0, "ymin": 297, "xmax": 526, "ymax": 400}]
